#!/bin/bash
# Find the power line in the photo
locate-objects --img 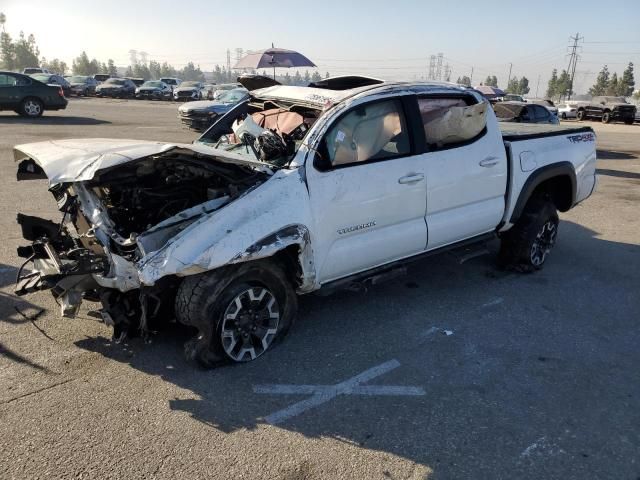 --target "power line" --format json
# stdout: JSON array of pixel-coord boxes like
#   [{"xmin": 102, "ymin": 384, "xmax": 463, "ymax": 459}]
[{"xmin": 566, "ymin": 32, "xmax": 584, "ymax": 100}]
